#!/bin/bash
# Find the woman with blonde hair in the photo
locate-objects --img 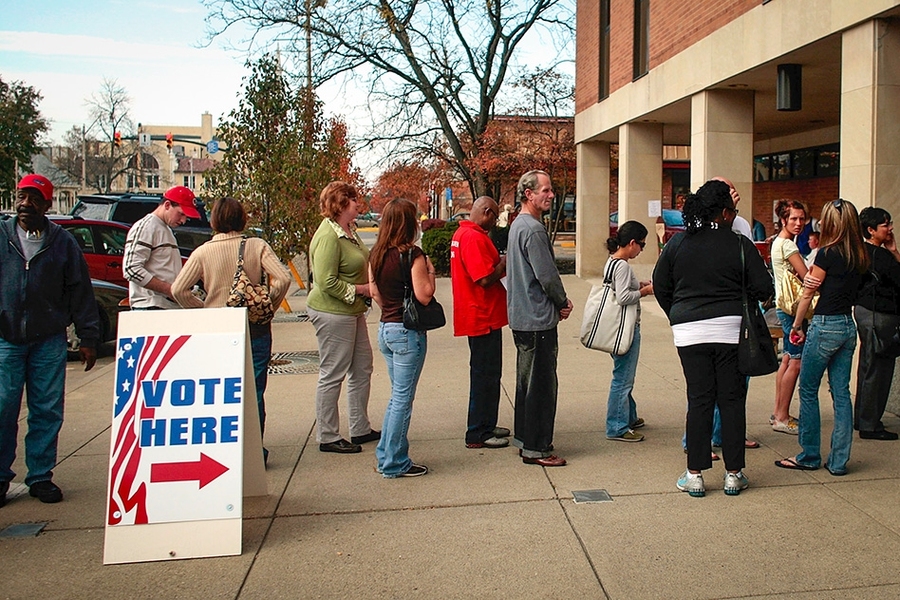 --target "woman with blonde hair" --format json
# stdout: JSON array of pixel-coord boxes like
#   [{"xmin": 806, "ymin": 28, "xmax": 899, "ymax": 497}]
[
  {"xmin": 776, "ymin": 199, "xmax": 869, "ymax": 475},
  {"xmin": 368, "ymin": 198, "xmax": 437, "ymax": 477},
  {"xmin": 172, "ymin": 197, "xmax": 291, "ymax": 464},
  {"xmin": 307, "ymin": 181, "xmax": 380, "ymax": 454},
  {"xmin": 770, "ymin": 199, "xmax": 818, "ymax": 435}
]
